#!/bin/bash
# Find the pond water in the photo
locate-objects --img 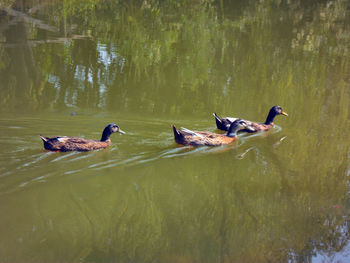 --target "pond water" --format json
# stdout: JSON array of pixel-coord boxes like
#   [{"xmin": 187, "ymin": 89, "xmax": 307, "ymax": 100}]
[{"xmin": 0, "ymin": 0, "xmax": 350, "ymax": 262}]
